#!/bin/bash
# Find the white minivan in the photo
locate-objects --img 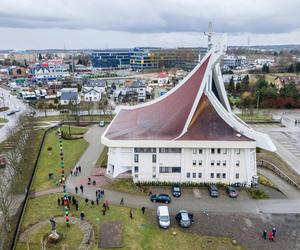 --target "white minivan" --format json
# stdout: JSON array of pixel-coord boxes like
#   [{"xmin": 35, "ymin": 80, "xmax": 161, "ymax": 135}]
[{"xmin": 157, "ymin": 206, "xmax": 170, "ymax": 229}]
